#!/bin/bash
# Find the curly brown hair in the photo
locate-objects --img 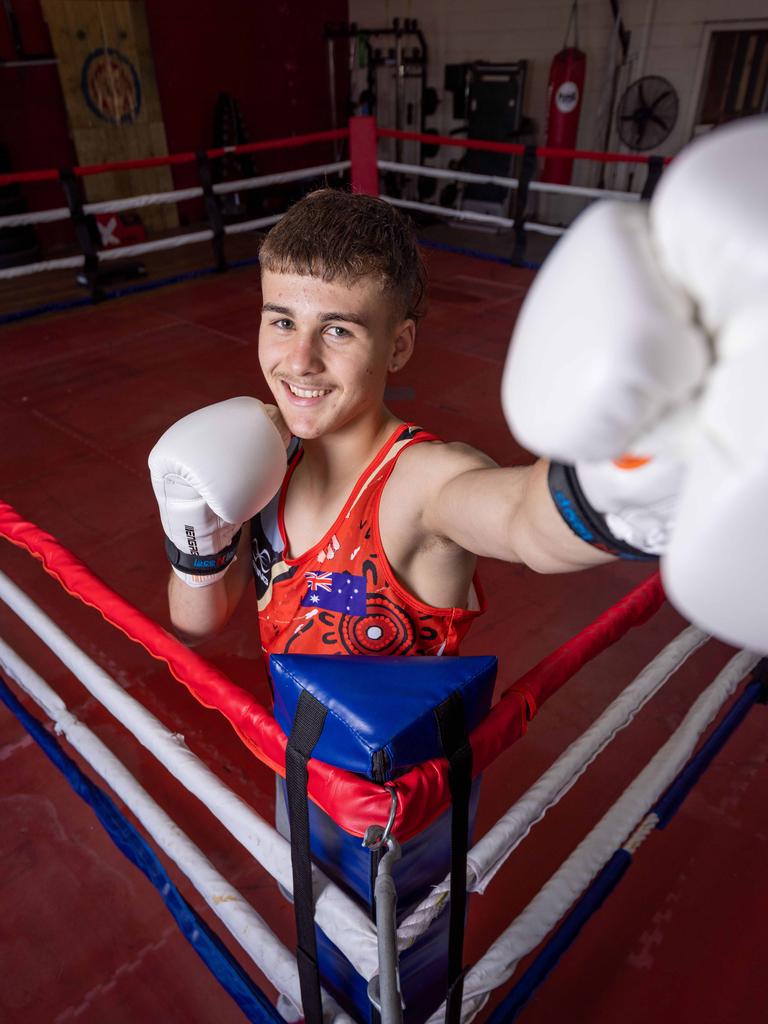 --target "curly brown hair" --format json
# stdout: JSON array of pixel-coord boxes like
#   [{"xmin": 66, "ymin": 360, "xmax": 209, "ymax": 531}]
[{"xmin": 259, "ymin": 189, "xmax": 427, "ymax": 321}]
